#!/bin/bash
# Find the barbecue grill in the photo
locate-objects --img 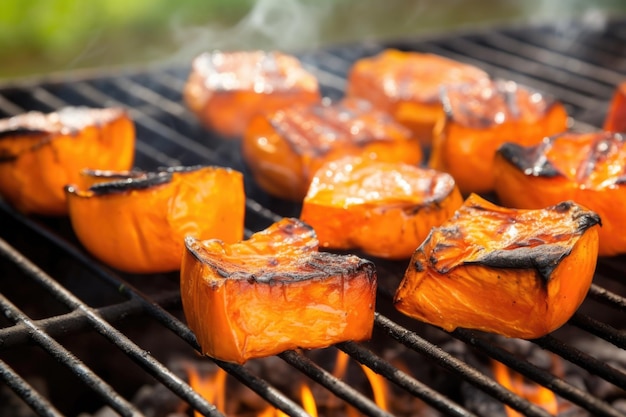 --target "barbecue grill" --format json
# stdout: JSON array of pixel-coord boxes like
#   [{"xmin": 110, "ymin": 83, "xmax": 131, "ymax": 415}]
[{"xmin": 1, "ymin": 16, "xmax": 626, "ymax": 417}]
